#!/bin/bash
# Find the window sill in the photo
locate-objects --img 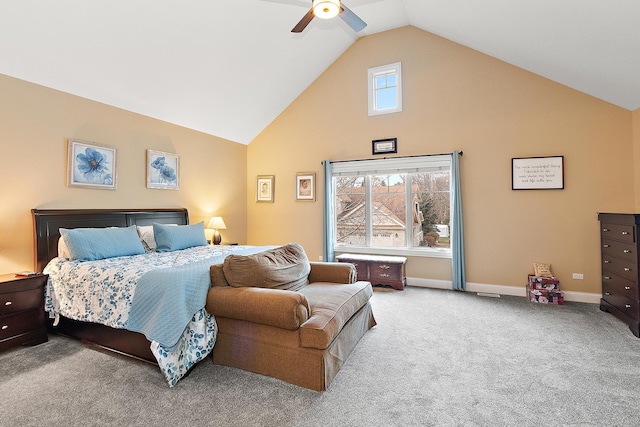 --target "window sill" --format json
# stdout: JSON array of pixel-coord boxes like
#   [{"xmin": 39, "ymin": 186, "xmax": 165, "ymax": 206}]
[{"xmin": 334, "ymin": 246, "xmax": 451, "ymax": 259}]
